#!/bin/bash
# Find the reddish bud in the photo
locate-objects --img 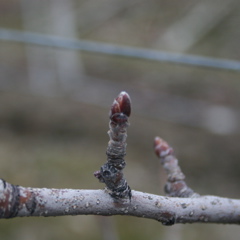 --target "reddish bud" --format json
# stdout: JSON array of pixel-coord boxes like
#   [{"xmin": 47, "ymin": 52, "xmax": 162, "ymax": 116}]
[
  {"xmin": 110, "ymin": 99, "xmax": 121, "ymax": 115},
  {"xmin": 154, "ymin": 137, "xmax": 173, "ymax": 158},
  {"xmin": 110, "ymin": 91, "xmax": 131, "ymax": 118}
]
